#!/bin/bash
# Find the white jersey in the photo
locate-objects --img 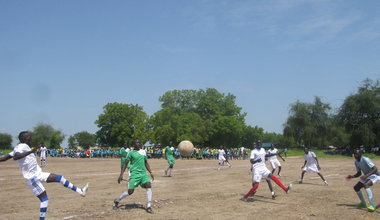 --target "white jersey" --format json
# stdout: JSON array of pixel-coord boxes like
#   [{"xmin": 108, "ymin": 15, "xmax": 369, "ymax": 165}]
[
  {"xmin": 267, "ymin": 148, "xmax": 279, "ymax": 161},
  {"xmin": 138, "ymin": 148, "xmax": 147, "ymax": 156},
  {"xmin": 218, "ymin": 149, "xmax": 226, "ymax": 160},
  {"xmin": 40, "ymin": 147, "xmax": 47, "ymax": 158},
  {"xmin": 14, "ymin": 143, "xmax": 42, "ymax": 179},
  {"xmin": 304, "ymin": 152, "xmax": 317, "ymax": 167},
  {"xmin": 250, "ymin": 148, "xmax": 267, "ymax": 169}
]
